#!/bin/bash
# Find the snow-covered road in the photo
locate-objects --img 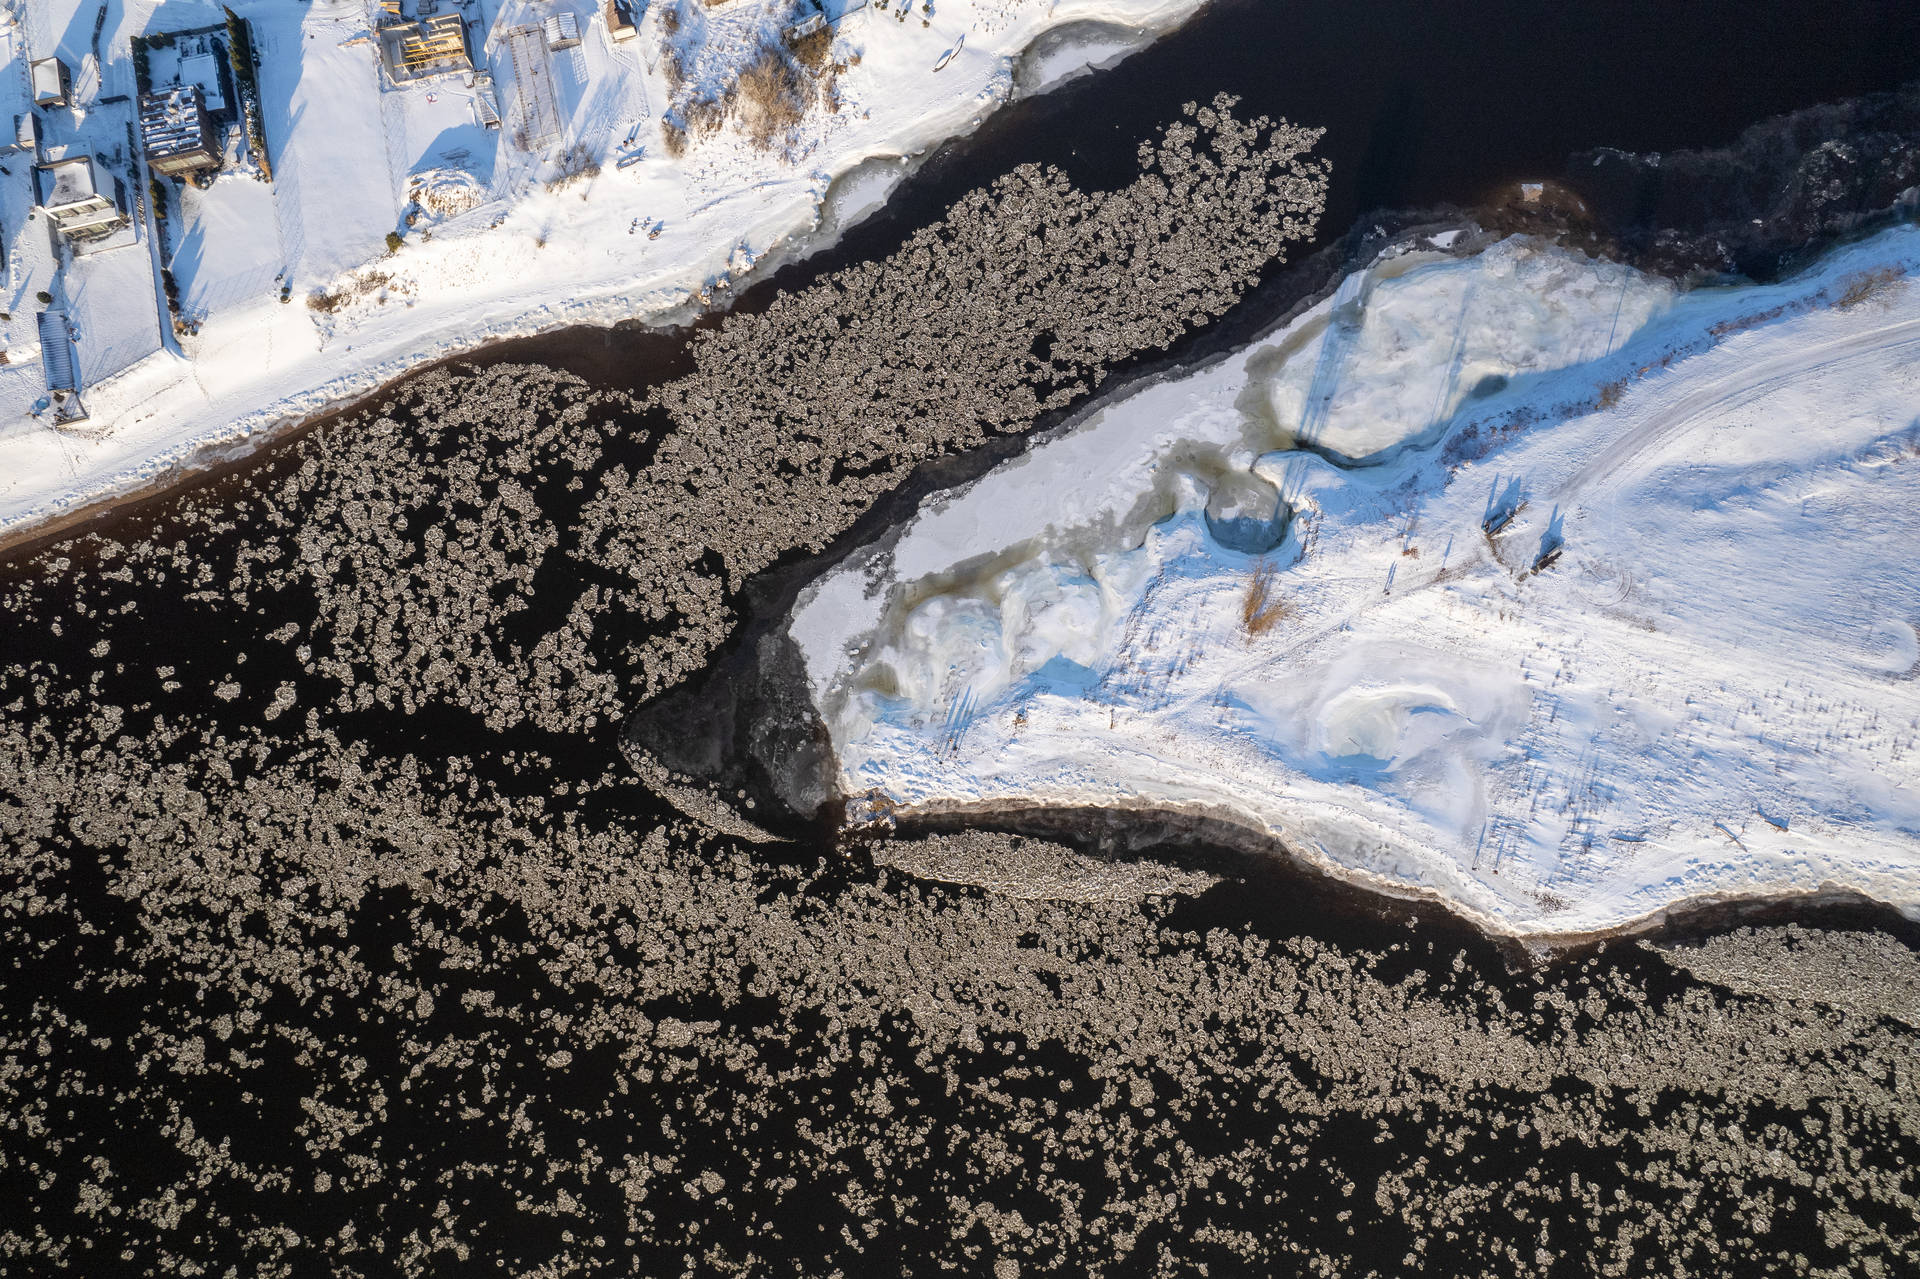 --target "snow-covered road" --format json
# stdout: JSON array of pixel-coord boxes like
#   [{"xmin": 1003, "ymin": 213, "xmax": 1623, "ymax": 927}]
[{"xmin": 1560, "ymin": 310, "xmax": 1920, "ymax": 502}]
